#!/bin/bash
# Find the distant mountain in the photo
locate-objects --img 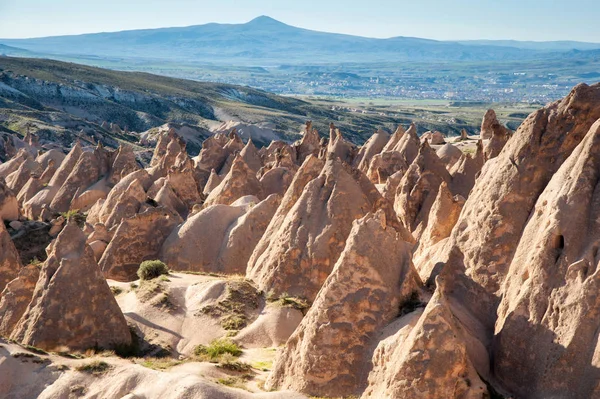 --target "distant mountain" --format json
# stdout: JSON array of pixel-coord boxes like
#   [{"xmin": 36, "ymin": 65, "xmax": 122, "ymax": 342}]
[
  {"xmin": 0, "ymin": 15, "xmax": 582, "ymax": 65},
  {"xmin": 458, "ymin": 40, "xmax": 600, "ymax": 51},
  {"xmin": 0, "ymin": 44, "xmax": 37, "ymax": 57}
]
